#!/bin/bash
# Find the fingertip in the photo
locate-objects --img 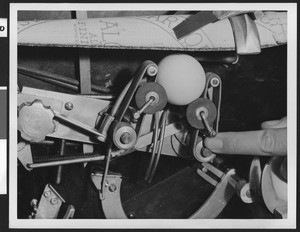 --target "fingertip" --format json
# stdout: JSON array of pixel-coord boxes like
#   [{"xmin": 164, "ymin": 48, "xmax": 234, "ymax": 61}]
[
  {"xmin": 204, "ymin": 136, "xmax": 223, "ymax": 153},
  {"xmin": 261, "ymin": 117, "xmax": 287, "ymax": 129},
  {"xmin": 261, "ymin": 120, "xmax": 281, "ymax": 129}
]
